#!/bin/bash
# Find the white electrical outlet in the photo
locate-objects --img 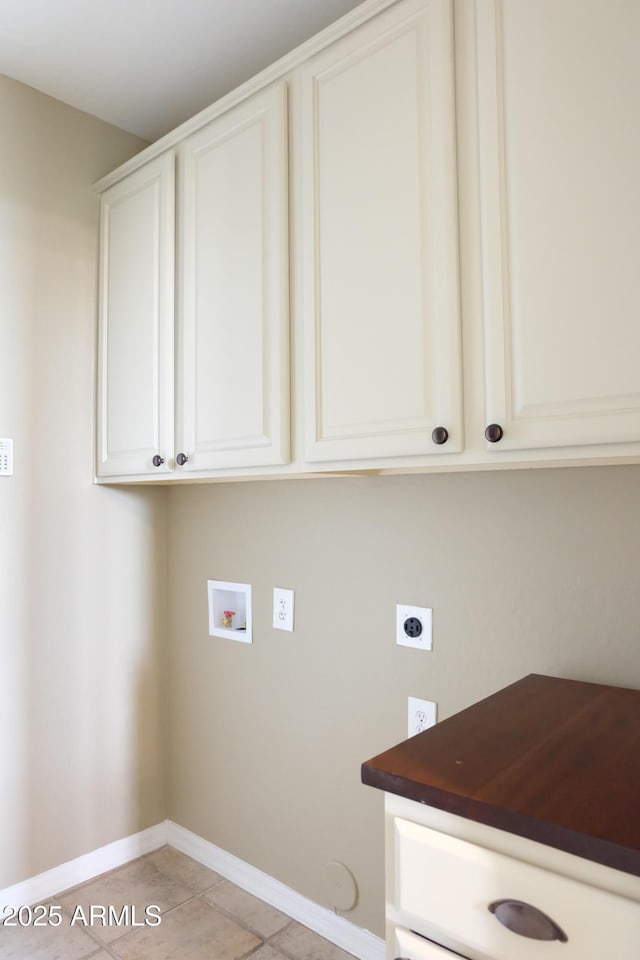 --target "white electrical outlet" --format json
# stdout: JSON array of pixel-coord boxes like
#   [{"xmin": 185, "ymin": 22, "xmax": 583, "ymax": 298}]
[
  {"xmin": 408, "ymin": 697, "xmax": 437, "ymax": 738},
  {"xmin": 273, "ymin": 587, "xmax": 294, "ymax": 632},
  {"xmin": 396, "ymin": 604, "xmax": 432, "ymax": 650},
  {"xmin": 0, "ymin": 439, "xmax": 13, "ymax": 476}
]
